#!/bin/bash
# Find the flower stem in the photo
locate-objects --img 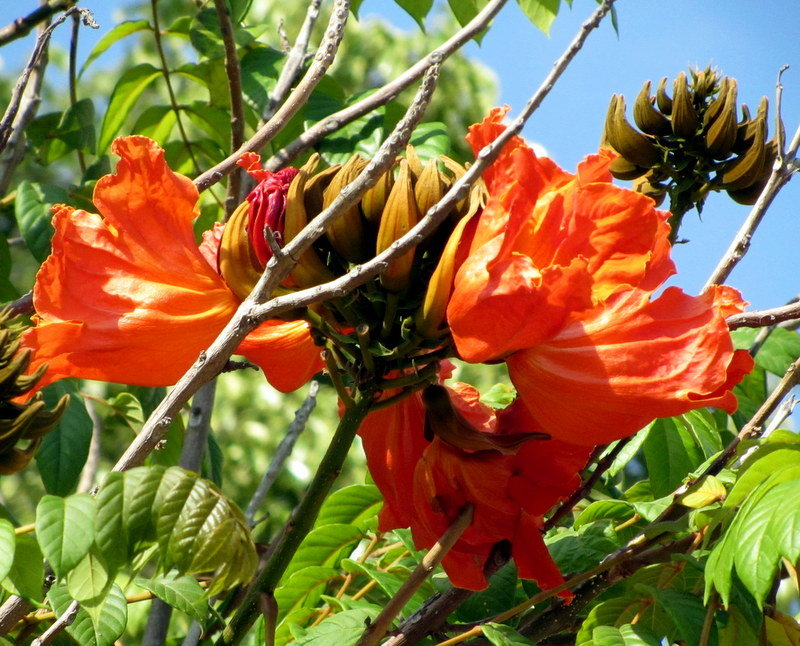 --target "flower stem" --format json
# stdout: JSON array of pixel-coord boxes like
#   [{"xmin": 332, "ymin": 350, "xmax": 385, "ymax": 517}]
[{"xmin": 217, "ymin": 391, "xmax": 373, "ymax": 645}]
